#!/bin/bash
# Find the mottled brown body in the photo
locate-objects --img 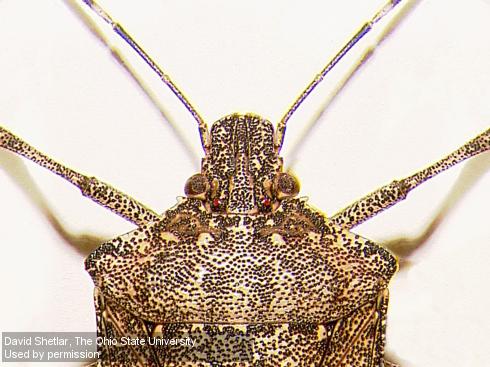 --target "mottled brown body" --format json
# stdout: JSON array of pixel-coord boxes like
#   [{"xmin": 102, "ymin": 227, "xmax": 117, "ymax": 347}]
[
  {"xmin": 1, "ymin": 1, "xmax": 489, "ymax": 366},
  {"xmin": 85, "ymin": 114, "xmax": 397, "ymax": 366},
  {"xmin": 2, "ymin": 109, "xmax": 488, "ymax": 367}
]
